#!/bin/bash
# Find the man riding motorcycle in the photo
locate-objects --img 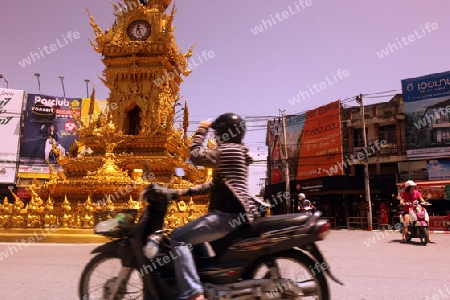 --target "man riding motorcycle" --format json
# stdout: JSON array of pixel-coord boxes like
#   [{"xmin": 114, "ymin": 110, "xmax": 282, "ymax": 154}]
[
  {"xmin": 298, "ymin": 193, "xmax": 315, "ymax": 215},
  {"xmin": 163, "ymin": 113, "xmax": 267, "ymax": 300}
]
